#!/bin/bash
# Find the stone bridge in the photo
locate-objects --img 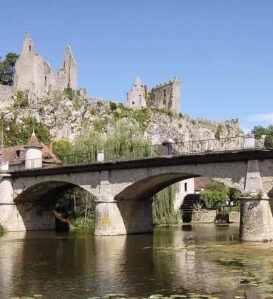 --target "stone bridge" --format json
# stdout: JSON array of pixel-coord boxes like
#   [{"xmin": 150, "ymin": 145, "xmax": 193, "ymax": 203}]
[{"xmin": 1, "ymin": 149, "xmax": 273, "ymax": 241}]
